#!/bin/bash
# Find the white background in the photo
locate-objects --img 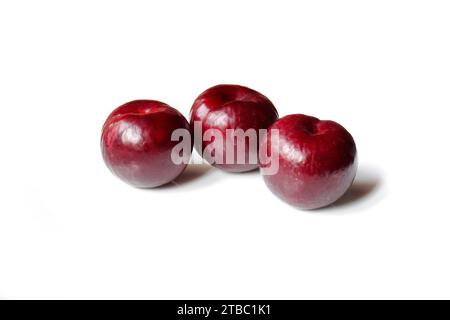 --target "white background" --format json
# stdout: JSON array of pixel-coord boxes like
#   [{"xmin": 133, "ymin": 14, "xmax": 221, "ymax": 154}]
[{"xmin": 0, "ymin": 0, "xmax": 449, "ymax": 299}]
